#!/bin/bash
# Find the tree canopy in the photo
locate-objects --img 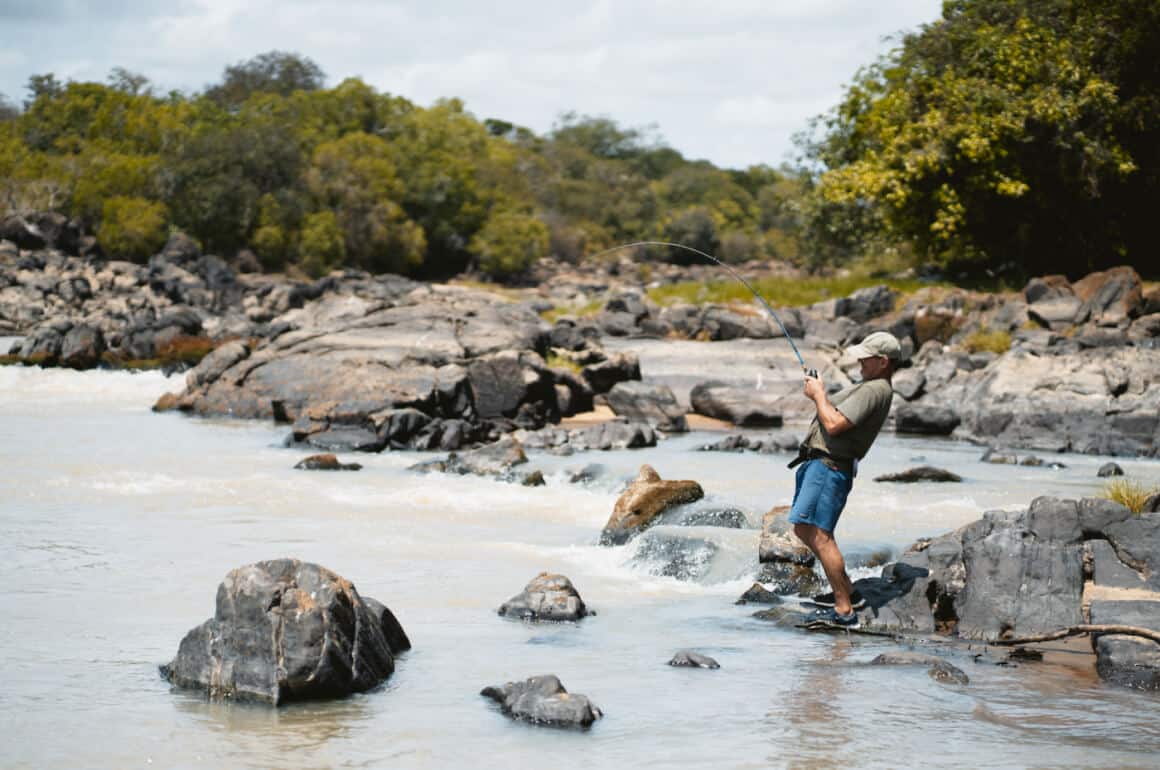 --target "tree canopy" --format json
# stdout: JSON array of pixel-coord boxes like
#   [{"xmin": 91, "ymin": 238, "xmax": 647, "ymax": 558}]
[
  {"xmin": 801, "ymin": 0, "xmax": 1160, "ymax": 278},
  {"xmin": 0, "ymin": 51, "xmax": 800, "ymax": 279}
]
